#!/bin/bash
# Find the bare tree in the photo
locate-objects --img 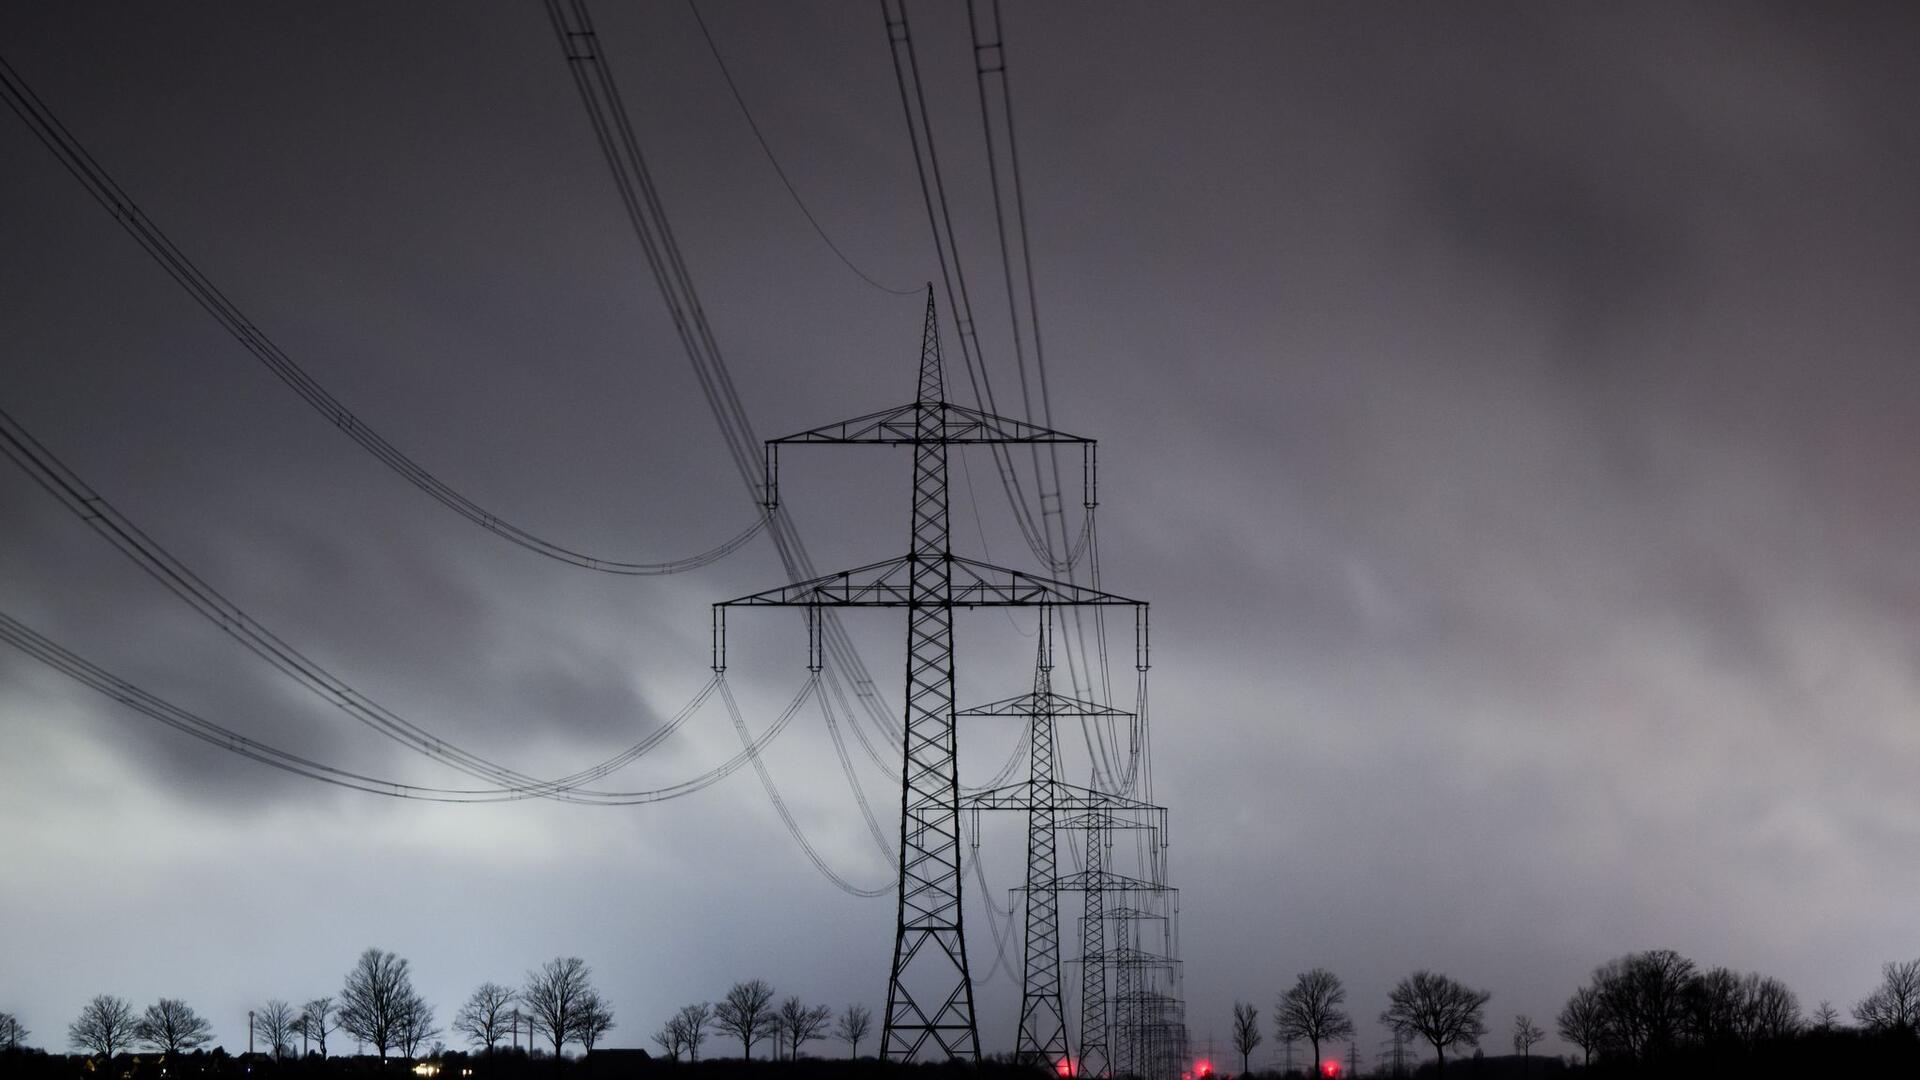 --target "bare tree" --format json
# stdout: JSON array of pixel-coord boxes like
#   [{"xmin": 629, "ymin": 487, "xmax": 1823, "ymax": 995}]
[
  {"xmin": 1812, "ymin": 1000, "xmax": 1841, "ymax": 1032},
  {"xmin": 135, "ymin": 999, "xmax": 213, "ymax": 1058},
  {"xmin": 0, "ymin": 1012, "xmax": 27, "ymax": 1051},
  {"xmin": 1683, "ymin": 967, "xmax": 1746, "ymax": 1046},
  {"xmin": 1383, "ymin": 971, "xmax": 1490, "ymax": 1075},
  {"xmin": 69, "ymin": 995, "xmax": 136, "ymax": 1059},
  {"xmin": 256, "ymin": 1000, "xmax": 298, "ymax": 1059},
  {"xmin": 1555, "ymin": 986, "xmax": 1605, "ymax": 1067},
  {"xmin": 454, "ymin": 983, "xmax": 517, "ymax": 1054},
  {"xmin": 713, "ymin": 979, "xmax": 776, "ymax": 1059},
  {"xmin": 1277, "ymin": 968, "xmax": 1355, "ymax": 1072},
  {"xmin": 522, "ymin": 957, "xmax": 596, "ymax": 1059},
  {"xmin": 339, "ymin": 947, "xmax": 423, "ymax": 1060},
  {"xmin": 676, "ymin": 1003, "xmax": 713, "ymax": 1062},
  {"xmin": 296, "ymin": 997, "xmax": 336, "ymax": 1058},
  {"xmin": 577, "ymin": 992, "xmax": 615, "ymax": 1053},
  {"xmin": 1590, "ymin": 950, "xmax": 1695, "ymax": 1063},
  {"xmin": 1231, "ymin": 1001, "xmax": 1262, "ymax": 1076},
  {"xmin": 1512, "ymin": 1014, "xmax": 1543, "ymax": 1074},
  {"xmin": 652, "ymin": 1021, "xmax": 685, "ymax": 1062},
  {"xmin": 835, "ymin": 1003, "xmax": 871, "ymax": 1059},
  {"xmin": 1854, "ymin": 959, "xmax": 1920, "ymax": 1034},
  {"xmin": 396, "ymin": 996, "xmax": 438, "ymax": 1059},
  {"xmin": 1747, "ymin": 975, "xmax": 1800, "ymax": 1043},
  {"xmin": 773, "ymin": 997, "xmax": 831, "ymax": 1060}
]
